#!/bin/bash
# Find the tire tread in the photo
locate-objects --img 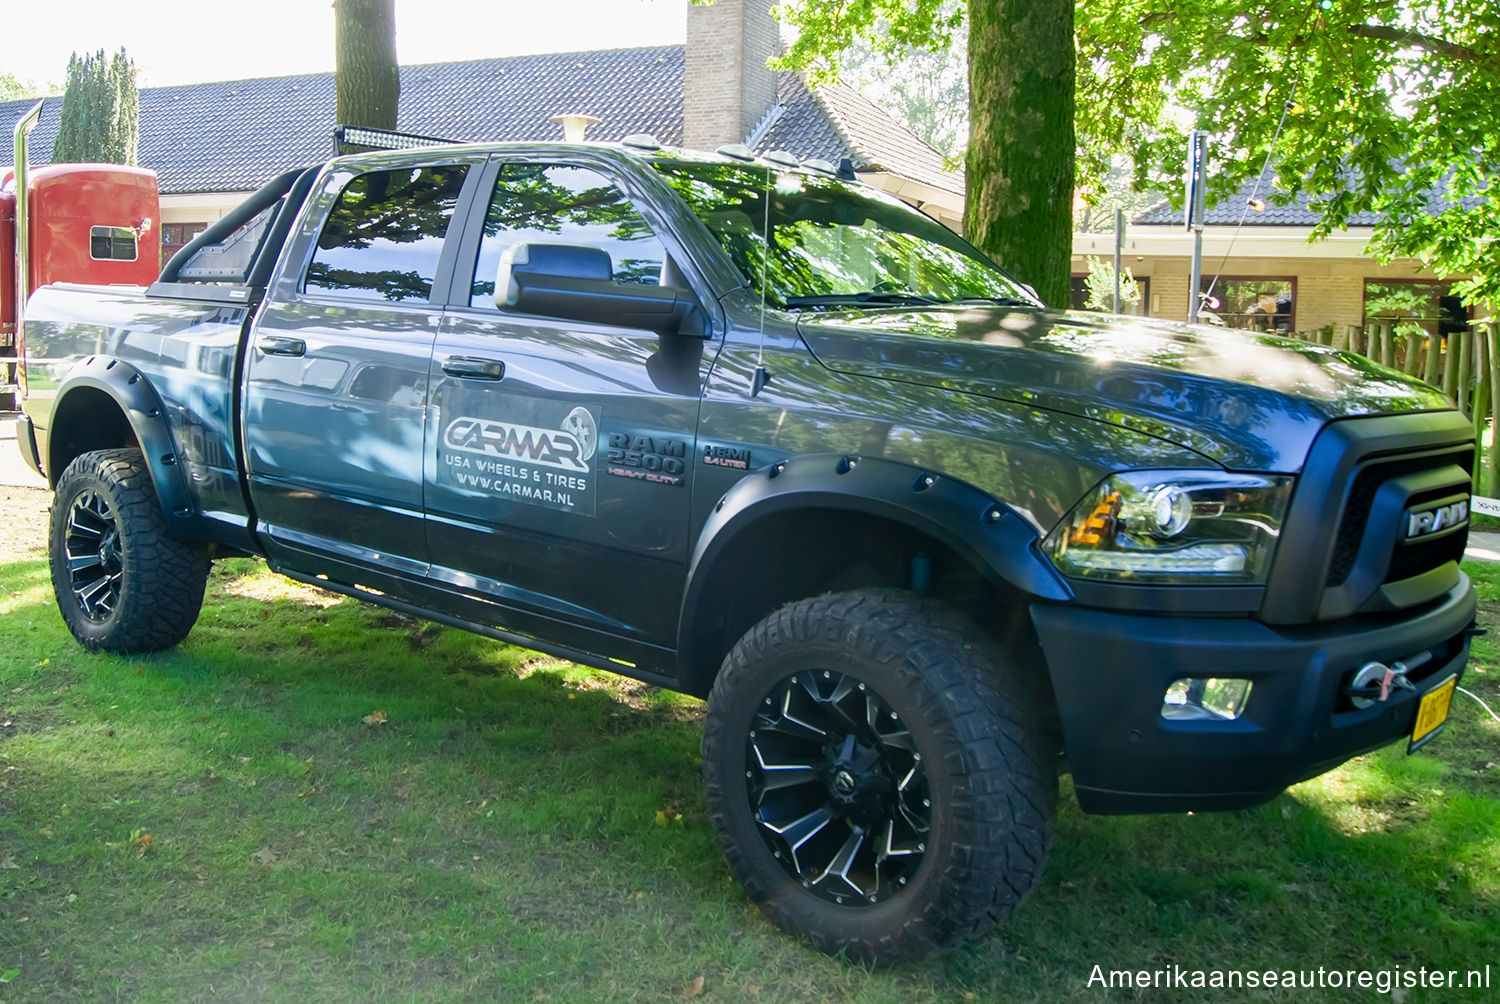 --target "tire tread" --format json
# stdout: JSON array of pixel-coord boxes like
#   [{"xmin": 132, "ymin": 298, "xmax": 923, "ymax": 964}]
[
  {"xmin": 702, "ymin": 588, "xmax": 1057, "ymax": 962},
  {"xmin": 49, "ymin": 448, "xmax": 208, "ymax": 653}
]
